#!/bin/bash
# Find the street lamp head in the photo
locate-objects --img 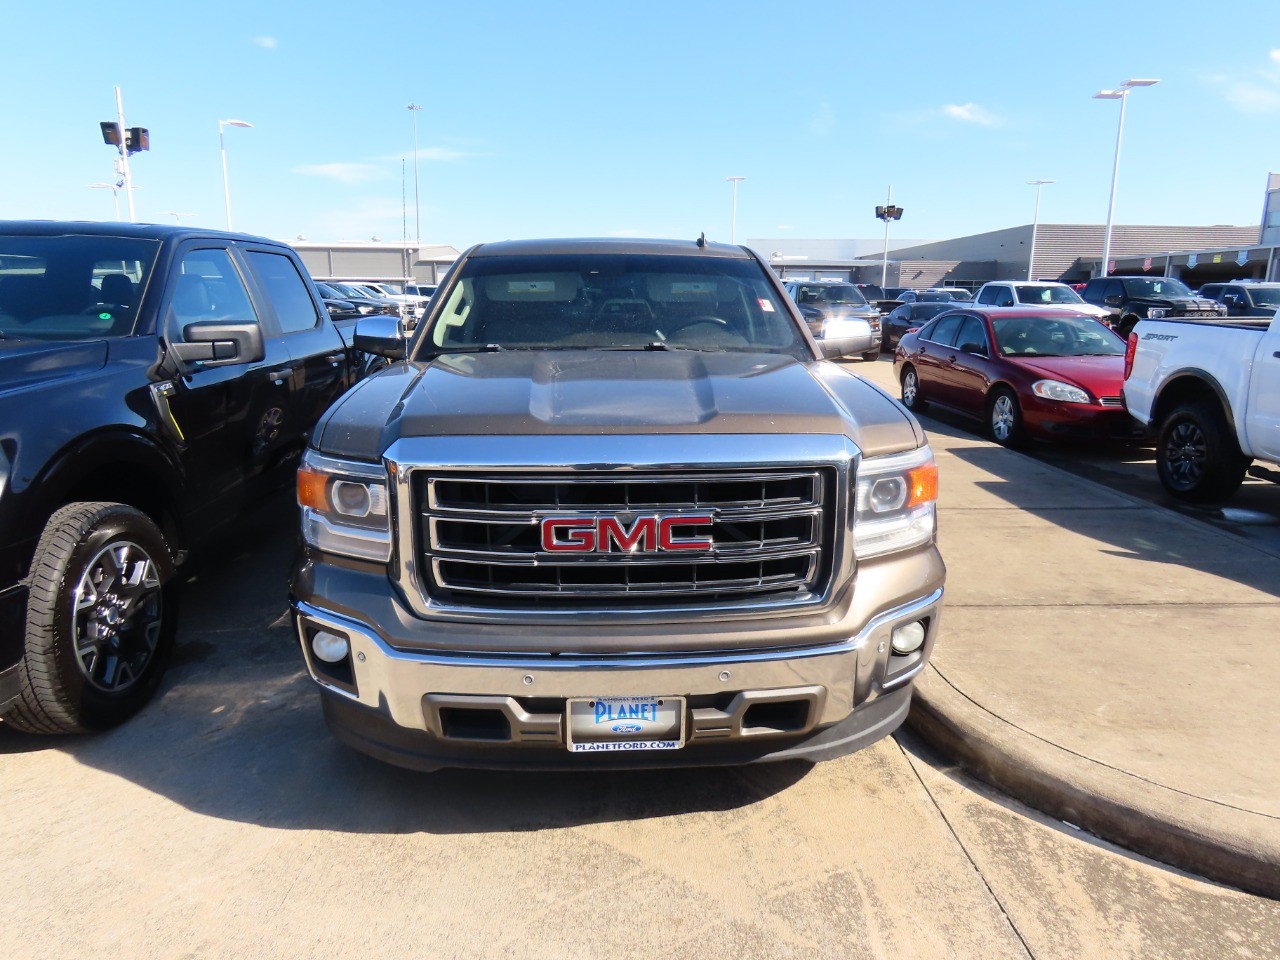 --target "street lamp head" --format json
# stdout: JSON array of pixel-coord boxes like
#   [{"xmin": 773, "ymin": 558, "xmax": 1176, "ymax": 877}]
[
  {"xmin": 1123, "ymin": 78, "xmax": 1160, "ymax": 88},
  {"xmin": 220, "ymin": 119, "xmax": 253, "ymax": 129},
  {"xmin": 1093, "ymin": 90, "xmax": 1124, "ymax": 100},
  {"xmin": 1026, "ymin": 179, "xmax": 1056, "ymax": 186},
  {"xmin": 726, "ymin": 176, "xmax": 745, "ymax": 183},
  {"xmin": 407, "ymin": 103, "xmax": 422, "ymax": 111}
]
